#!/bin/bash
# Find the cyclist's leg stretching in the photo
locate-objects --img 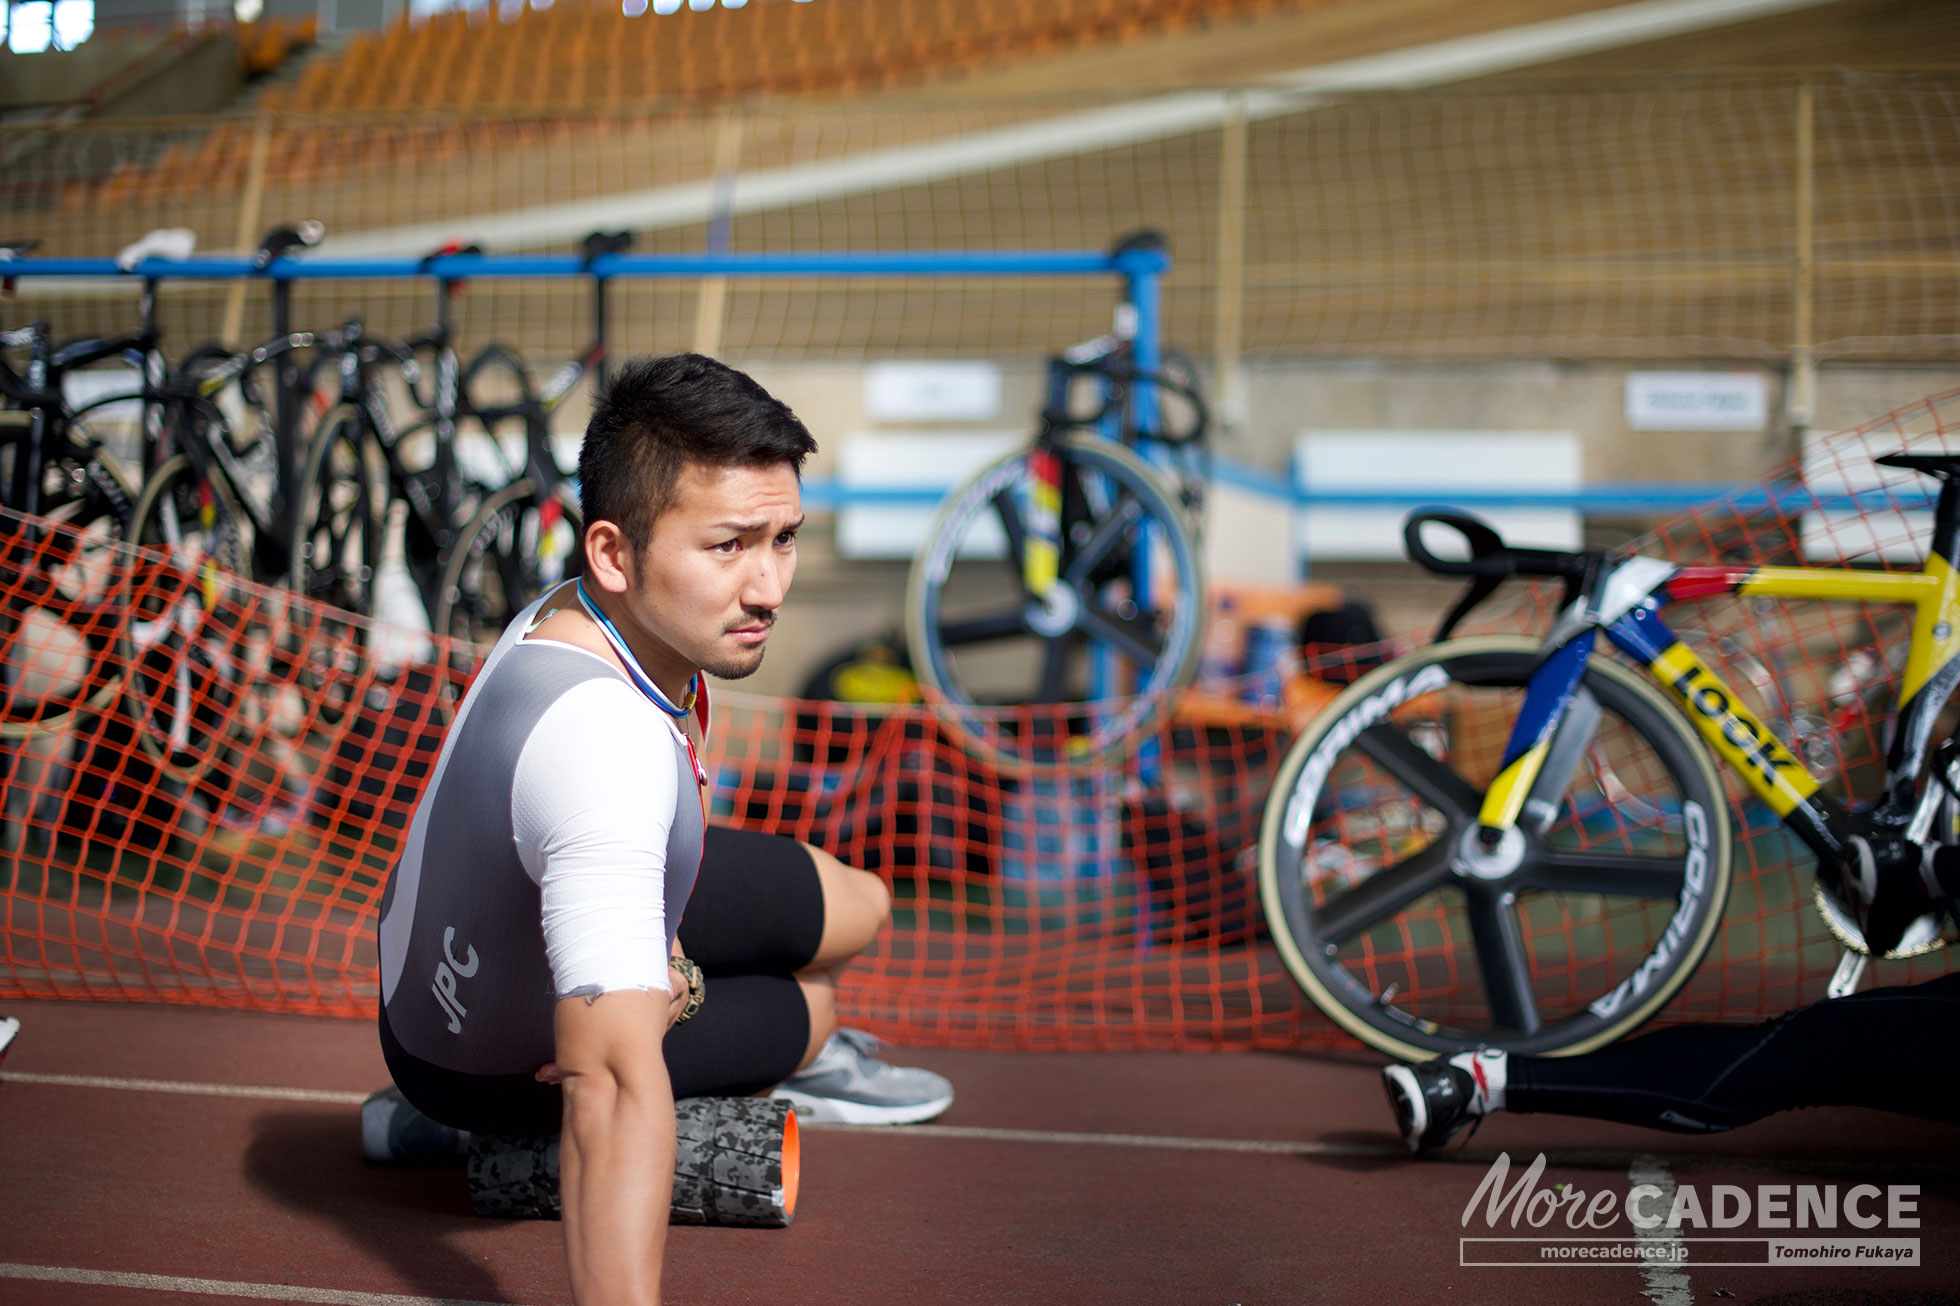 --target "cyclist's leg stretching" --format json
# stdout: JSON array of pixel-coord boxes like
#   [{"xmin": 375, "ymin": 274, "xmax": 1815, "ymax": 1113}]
[
  {"xmin": 1388, "ymin": 973, "xmax": 1960, "ymax": 1151},
  {"xmin": 1513, "ymin": 964, "xmax": 1960, "ymax": 1129},
  {"xmin": 1509, "ymin": 972, "xmax": 1960, "ymax": 1131}
]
